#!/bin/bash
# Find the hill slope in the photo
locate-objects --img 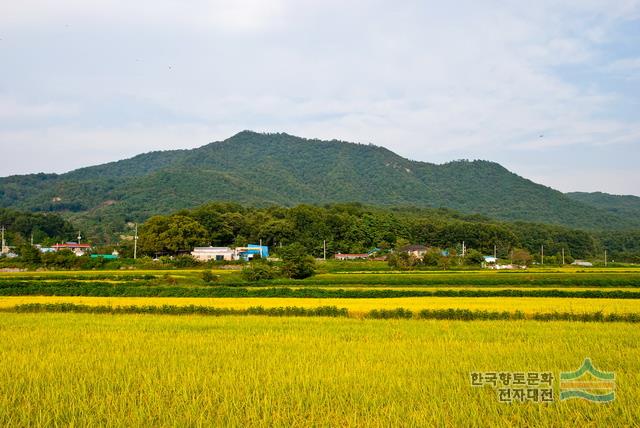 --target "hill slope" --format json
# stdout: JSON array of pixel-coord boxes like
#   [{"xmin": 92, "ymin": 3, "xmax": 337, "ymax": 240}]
[
  {"xmin": 1, "ymin": 131, "xmax": 637, "ymax": 234},
  {"xmin": 566, "ymin": 192, "xmax": 640, "ymax": 219}
]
